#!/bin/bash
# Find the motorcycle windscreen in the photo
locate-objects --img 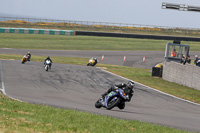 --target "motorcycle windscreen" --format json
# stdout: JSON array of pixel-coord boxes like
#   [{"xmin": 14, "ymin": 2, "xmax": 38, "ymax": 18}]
[{"xmin": 46, "ymin": 60, "xmax": 51, "ymax": 64}]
